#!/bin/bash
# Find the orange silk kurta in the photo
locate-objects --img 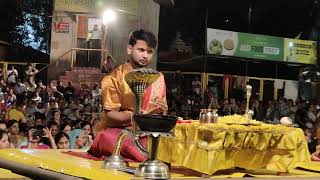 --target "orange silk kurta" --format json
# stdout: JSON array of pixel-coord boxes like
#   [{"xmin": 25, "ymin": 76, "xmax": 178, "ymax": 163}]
[{"xmin": 97, "ymin": 63, "xmax": 167, "ymax": 131}]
